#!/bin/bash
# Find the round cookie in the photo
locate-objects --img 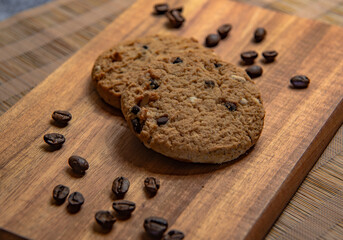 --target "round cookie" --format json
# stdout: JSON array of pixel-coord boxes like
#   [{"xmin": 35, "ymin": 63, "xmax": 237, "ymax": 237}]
[
  {"xmin": 121, "ymin": 51, "xmax": 265, "ymax": 163},
  {"xmin": 92, "ymin": 35, "xmax": 214, "ymax": 108}
]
